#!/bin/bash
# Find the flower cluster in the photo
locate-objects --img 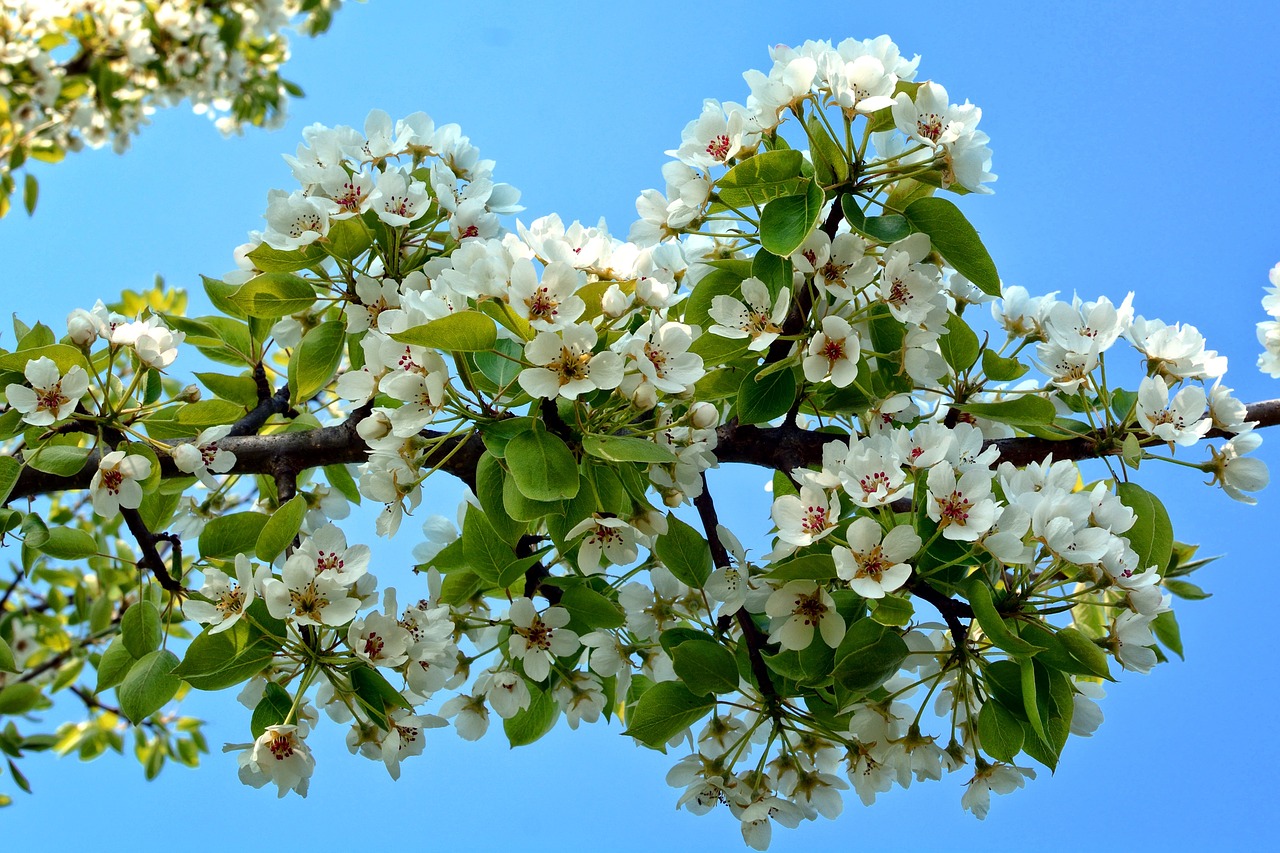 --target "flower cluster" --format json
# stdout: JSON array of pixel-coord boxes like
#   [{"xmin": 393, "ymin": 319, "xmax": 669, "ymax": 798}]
[
  {"xmin": 1, "ymin": 32, "xmax": 1274, "ymax": 851},
  {"xmin": 0, "ymin": 1, "xmax": 349, "ymax": 216}
]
